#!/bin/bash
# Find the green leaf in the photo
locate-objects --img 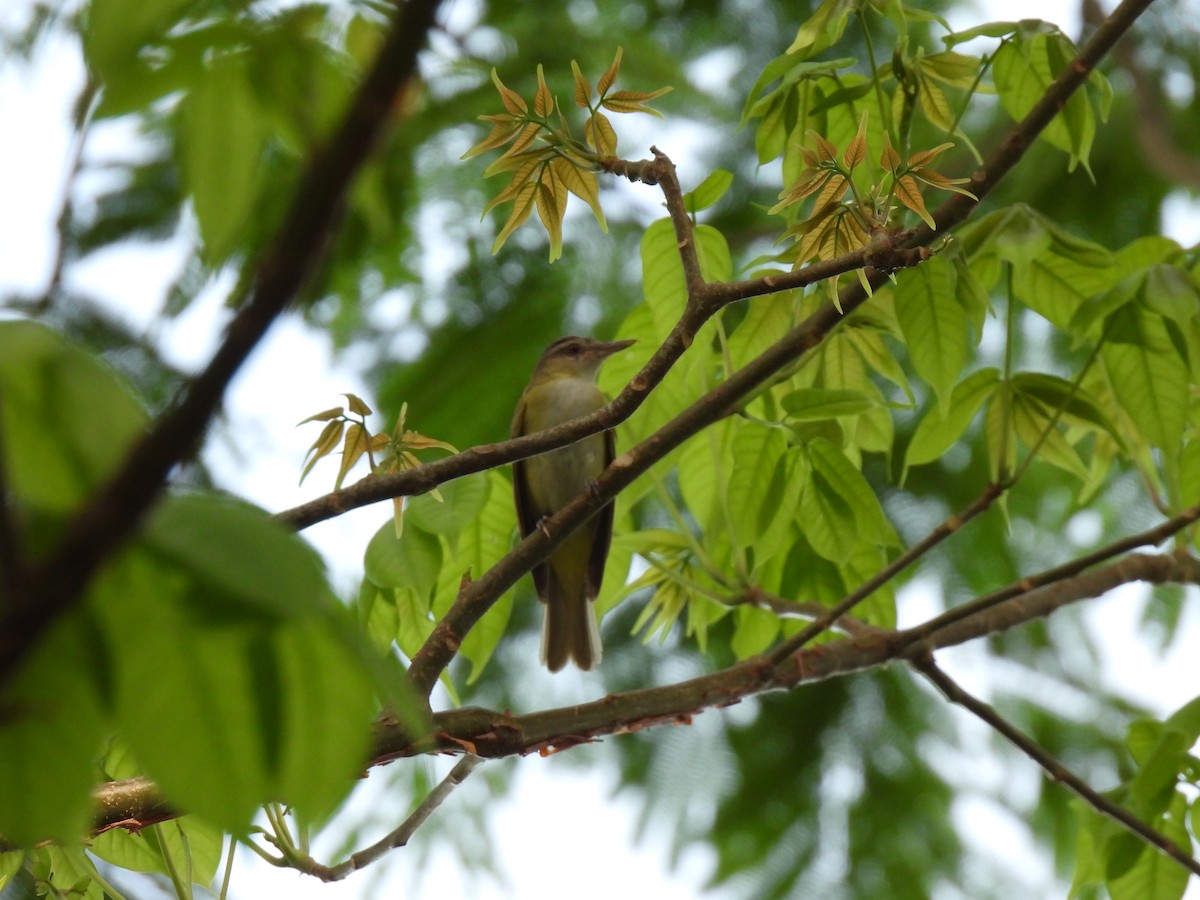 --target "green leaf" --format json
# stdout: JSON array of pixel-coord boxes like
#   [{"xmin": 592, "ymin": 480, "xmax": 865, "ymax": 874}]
[
  {"xmin": 180, "ymin": 54, "xmax": 267, "ymax": 262},
  {"xmin": 641, "ymin": 218, "xmax": 688, "ymax": 334},
  {"xmin": 696, "ymin": 223, "xmax": 734, "ymax": 283},
  {"xmin": 684, "ymin": 169, "xmax": 734, "ymax": 213},
  {"xmin": 807, "ymin": 438, "xmax": 898, "ymax": 548},
  {"xmin": 1009, "ymin": 372, "xmax": 1121, "ymax": 441},
  {"xmin": 904, "ymin": 367, "xmax": 1000, "ymax": 471},
  {"xmin": 144, "ymin": 494, "xmax": 333, "ymax": 621},
  {"xmin": 83, "ymin": 0, "xmax": 196, "ymax": 85},
  {"xmin": 727, "ymin": 424, "xmax": 789, "ymax": 550},
  {"xmin": 786, "ymin": 0, "xmax": 855, "ymax": 59},
  {"xmin": 679, "ymin": 419, "xmax": 736, "ymax": 534},
  {"xmin": 91, "ymin": 816, "xmax": 223, "ymax": 886},
  {"xmin": 781, "ymin": 388, "xmax": 879, "ymax": 420},
  {"xmin": 1101, "ymin": 307, "xmax": 1189, "ymax": 450},
  {"xmin": 942, "ymin": 21, "xmax": 1019, "ymax": 46},
  {"xmin": 731, "ymin": 604, "xmax": 781, "ymax": 659},
  {"xmin": 95, "ymin": 549, "xmax": 376, "ymax": 831},
  {"xmin": 751, "ymin": 447, "xmax": 810, "ymax": 566},
  {"xmin": 0, "ymin": 321, "xmax": 146, "ymax": 514},
  {"xmin": 271, "ymin": 618, "xmax": 376, "ymax": 820},
  {"xmin": 449, "ymin": 471, "xmax": 521, "ymax": 681},
  {"xmin": 1012, "ymin": 392, "xmax": 1088, "ymax": 479},
  {"xmin": 405, "ymin": 472, "xmax": 491, "ymax": 547},
  {"xmin": 364, "ymin": 520, "xmax": 443, "ymax": 597},
  {"xmin": 1106, "ymin": 792, "xmax": 1191, "ymax": 900},
  {"xmin": 992, "ymin": 31, "xmax": 1098, "ymax": 173},
  {"xmin": 1142, "ymin": 265, "xmax": 1200, "ymax": 327},
  {"xmin": 0, "ymin": 613, "xmax": 106, "ymax": 845},
  {"xmin": 894, "ymin": 256, "xmax": 967, "ymax": 413}
]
